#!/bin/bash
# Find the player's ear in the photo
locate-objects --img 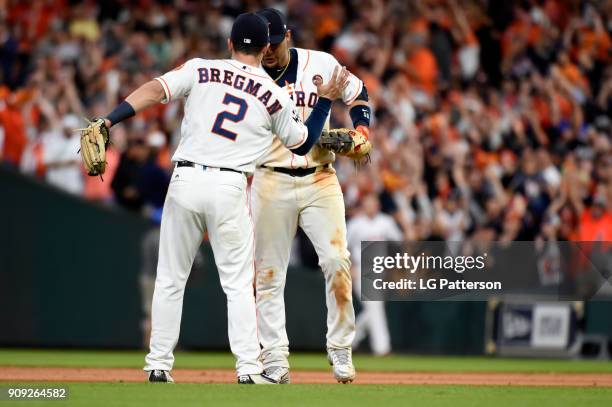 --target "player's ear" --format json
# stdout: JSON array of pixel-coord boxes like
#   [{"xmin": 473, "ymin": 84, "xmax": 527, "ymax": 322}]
[
  {"xmin": 227, "ymin": 38, "xmax": 233, "ymax": 53},
  {"xmin": 286, "ymin": 30, "xmax": 291, "ymax": 43}
]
